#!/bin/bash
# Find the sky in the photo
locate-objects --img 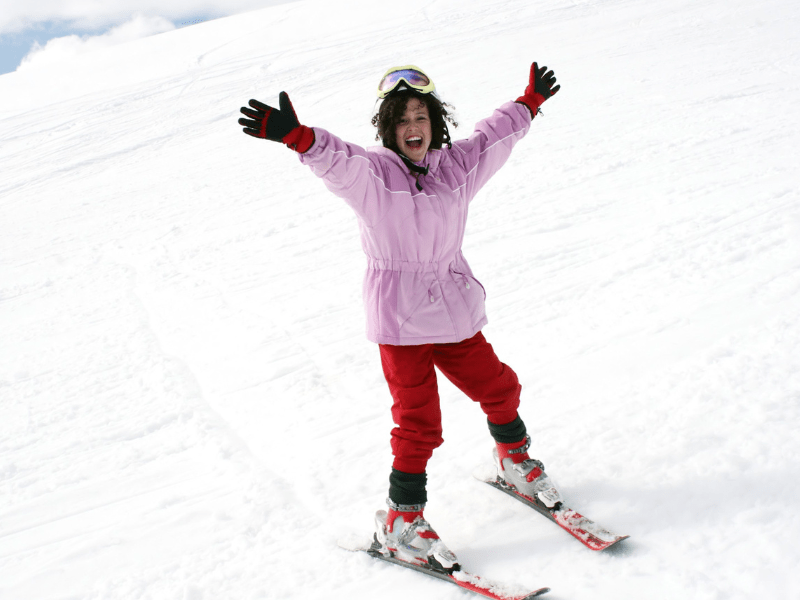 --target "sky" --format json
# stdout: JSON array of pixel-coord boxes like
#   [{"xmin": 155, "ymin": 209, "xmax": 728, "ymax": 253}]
[{"xmin": 0, "ymin": 0, "xmax": 294, "ymax": 75}]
